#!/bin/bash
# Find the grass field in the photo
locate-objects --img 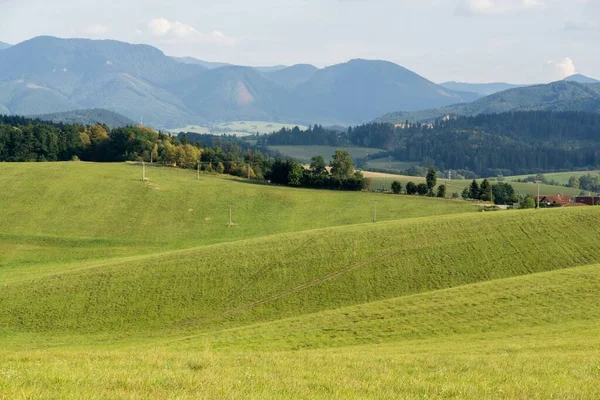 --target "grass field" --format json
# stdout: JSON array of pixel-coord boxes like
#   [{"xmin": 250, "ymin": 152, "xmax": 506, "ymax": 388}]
[
  {"xmin": 2, "ymin": 162, "xmax": 600, "ymax": 398},
  {"xmin": 363, "ymin": 171, "xmax": 584, "ymax": 197},
  {"xmin": 365, "ymin": 157, "xmax": 418, "ymax": 172},
  {"xmin": 505, "ymin": 170, "xmax": 600, "ymax": 185},
  {"xmin": 269, "ymin": 145, "xmax": 382, "ymax": 163}
]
